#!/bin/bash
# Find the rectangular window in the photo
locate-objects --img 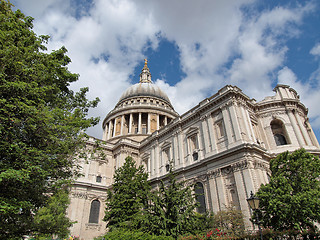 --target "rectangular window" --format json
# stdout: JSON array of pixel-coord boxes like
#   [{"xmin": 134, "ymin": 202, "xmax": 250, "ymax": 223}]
[{"xmin": 96, "ymin": 176, "xmax": 102, "ymax": 183}]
